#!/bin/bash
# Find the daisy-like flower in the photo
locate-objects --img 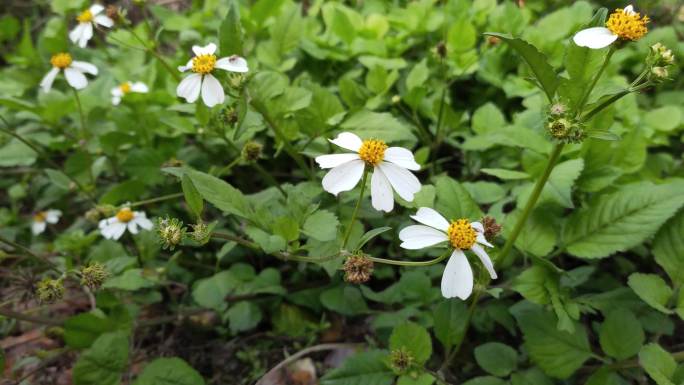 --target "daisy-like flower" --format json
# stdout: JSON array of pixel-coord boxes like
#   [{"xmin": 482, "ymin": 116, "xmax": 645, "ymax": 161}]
[
  {"xmin": 69, "ymin": 4, "xmax": 114, "ymax": 48},
  {"xmin": 399, "ymin": 207, "xmax": 497, "ymax": 300},
  {"xmin": 176, "ymin": 43, "xmax": 249, "ymax": 107},
  {"xmin": 32, "ymin": 210, "xmax": 62, "ymax": 235},
  {"xmin": 40, "ymin": 53, "xmax": 98, "ymax": 92},
  {"xmin": 98, "ymin": 207, "xmax": 153, "ymax": 240},
  {"xmin": 573, "ymin": 5, "xmax": 649, "ymax": 49},
  {"xmin": 111, "ymin": 81, "xmax": 148, "ymax": 105},
  {"xmin": 315, "ymin": 132, "xmax": 421, "ymax": 212}
]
